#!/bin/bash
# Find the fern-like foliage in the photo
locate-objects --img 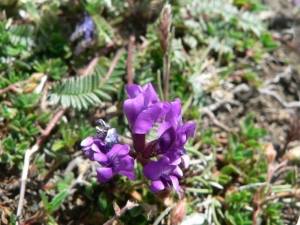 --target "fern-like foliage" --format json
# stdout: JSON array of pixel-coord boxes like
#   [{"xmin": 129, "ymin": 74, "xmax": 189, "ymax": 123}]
[
  {"xmin": 93, "ymin": 14, "xmax": 114, "ymax": 45},
  {"xmin": 49, "ymin": 64, "xmax": 120, "ymax": 110}
]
